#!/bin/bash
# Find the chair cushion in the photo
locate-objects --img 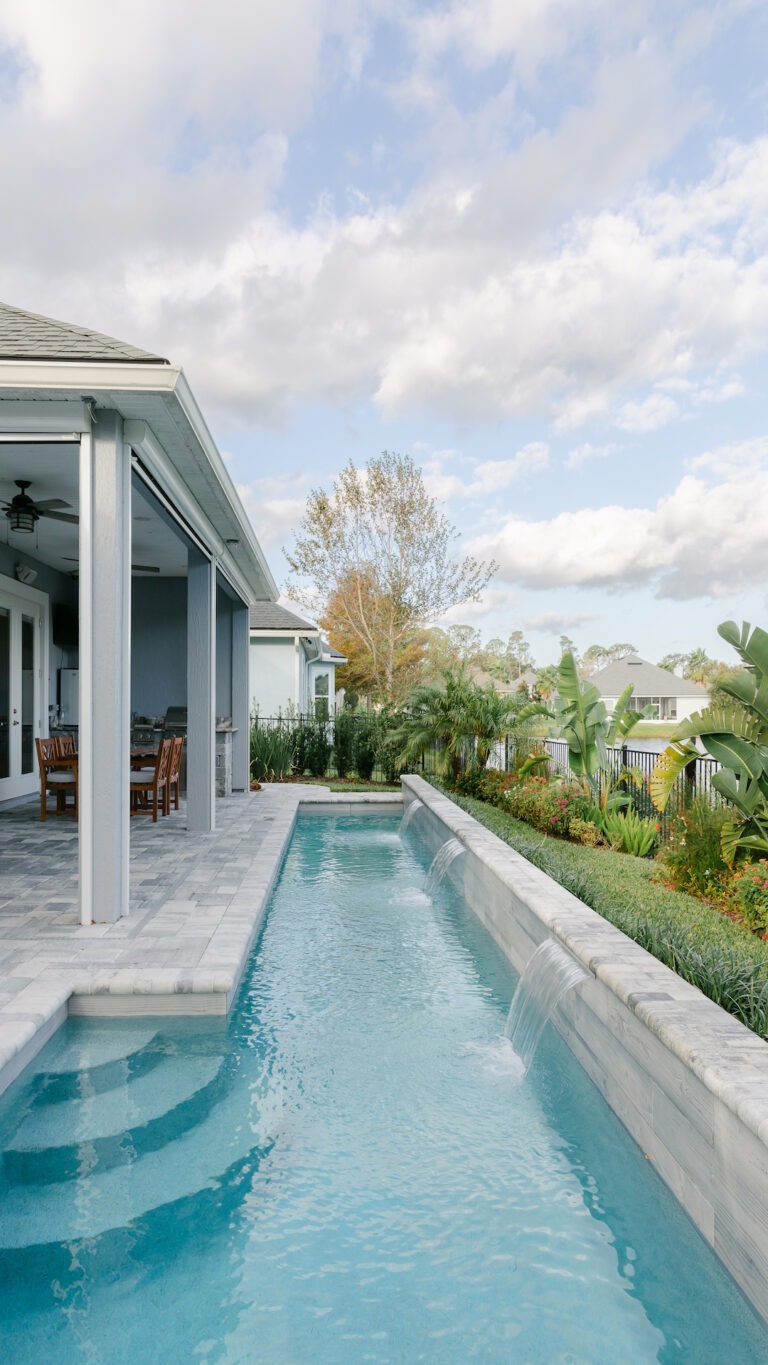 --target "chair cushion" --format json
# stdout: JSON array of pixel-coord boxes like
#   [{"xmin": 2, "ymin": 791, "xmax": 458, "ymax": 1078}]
[
  {"xmin": 130, "ymin": 768, "xmax": 157, "ymax": 782},
  {"xmin": 47, "ymin": 771, "xmax": 76, "ymax": 785}
]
